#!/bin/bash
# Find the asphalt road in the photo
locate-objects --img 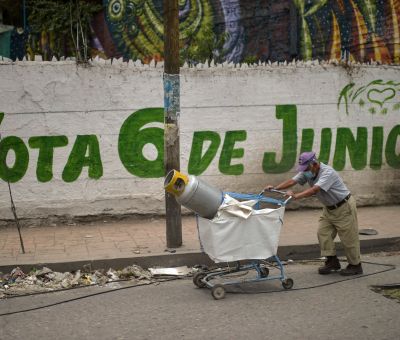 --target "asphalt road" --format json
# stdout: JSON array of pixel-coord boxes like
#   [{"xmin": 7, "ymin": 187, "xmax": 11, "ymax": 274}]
[{"xmin": 1, "ymin": 253, "xmax": 400, "ymax": 340}]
